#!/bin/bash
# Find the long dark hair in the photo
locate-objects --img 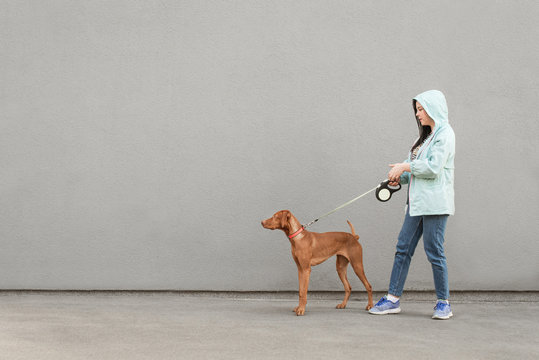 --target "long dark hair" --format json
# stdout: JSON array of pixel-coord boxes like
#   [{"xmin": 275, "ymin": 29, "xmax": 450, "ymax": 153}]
[{"xmin": 411, "ymin": 99, "xmax": 432, "ymax": 151}]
